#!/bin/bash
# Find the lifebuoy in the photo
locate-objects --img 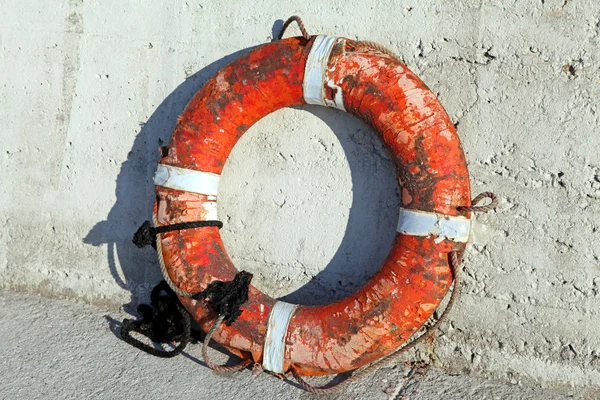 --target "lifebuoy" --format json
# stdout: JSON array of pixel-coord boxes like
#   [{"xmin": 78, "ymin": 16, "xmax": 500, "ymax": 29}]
[{"xmin": 153, "ymin": 33, "xmax": 473, "ymax": 377}]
